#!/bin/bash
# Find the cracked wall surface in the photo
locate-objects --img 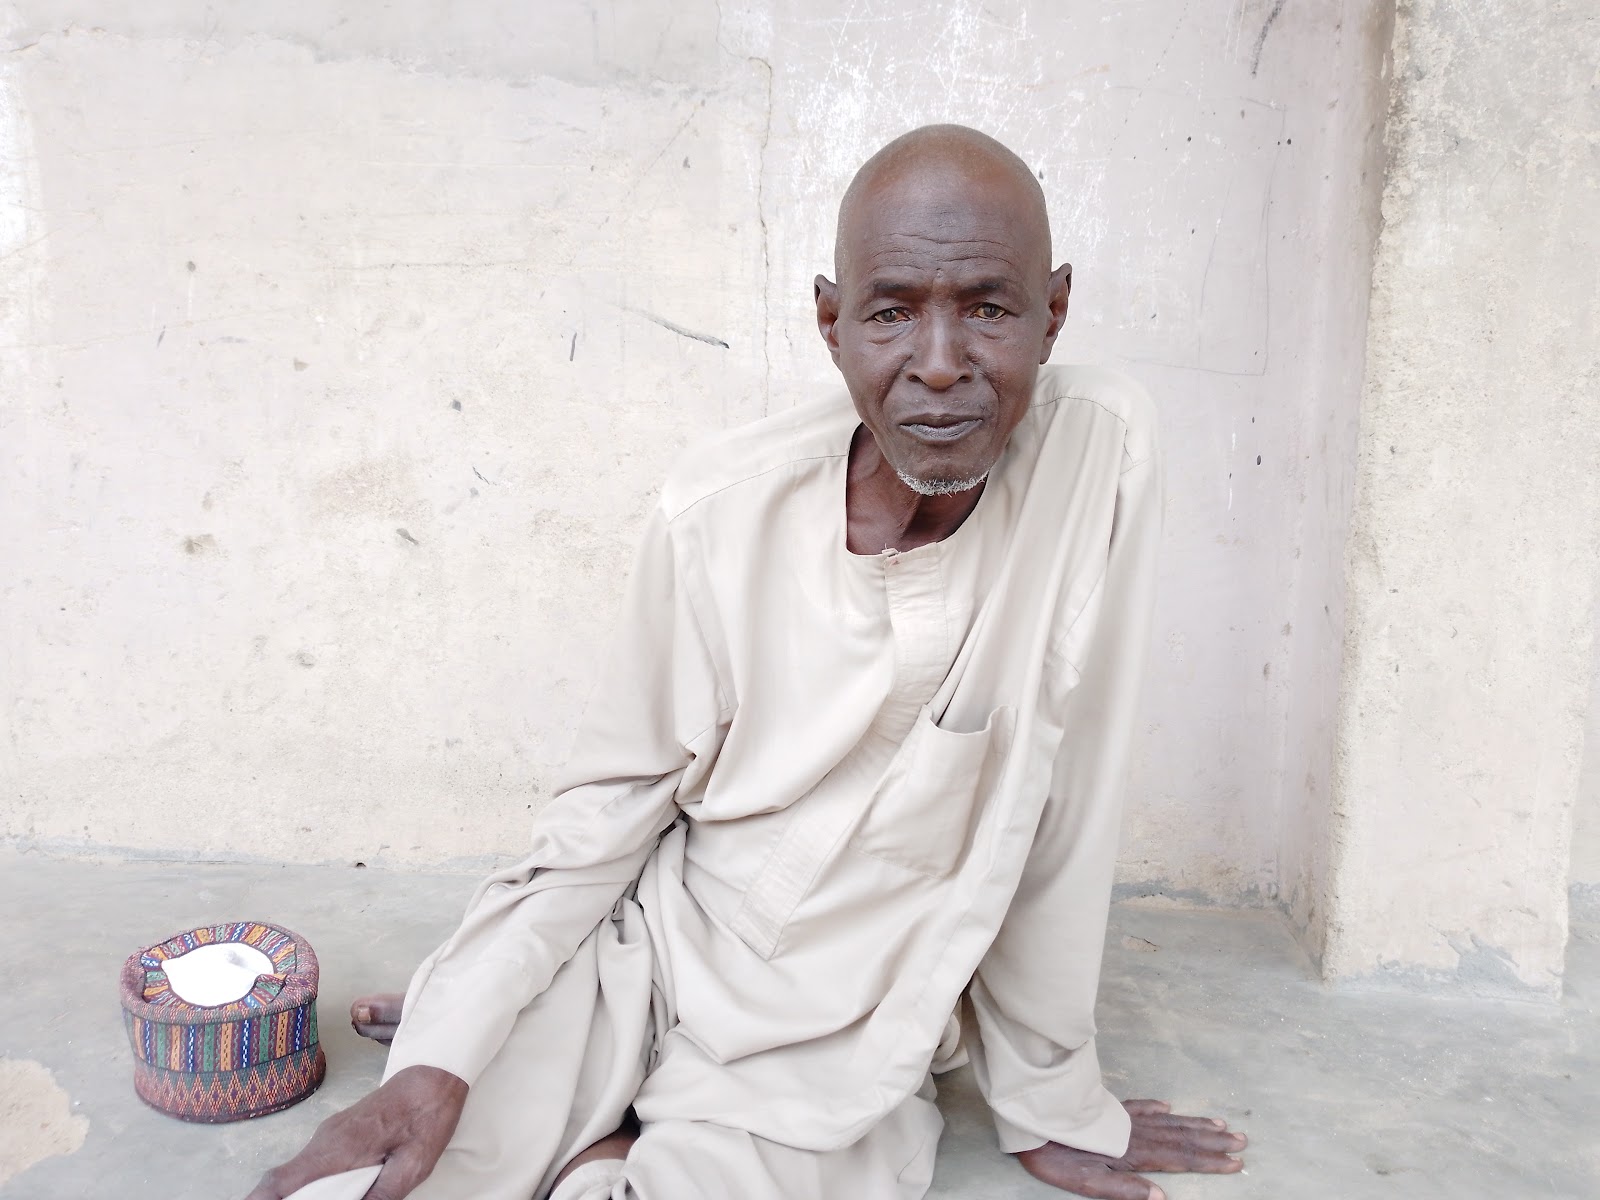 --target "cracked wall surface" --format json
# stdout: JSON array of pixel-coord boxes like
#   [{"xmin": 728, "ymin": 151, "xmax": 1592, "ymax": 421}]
[{"xmin": 3, "ymin": 2, "xmax": 1389, "ymax": 903}]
